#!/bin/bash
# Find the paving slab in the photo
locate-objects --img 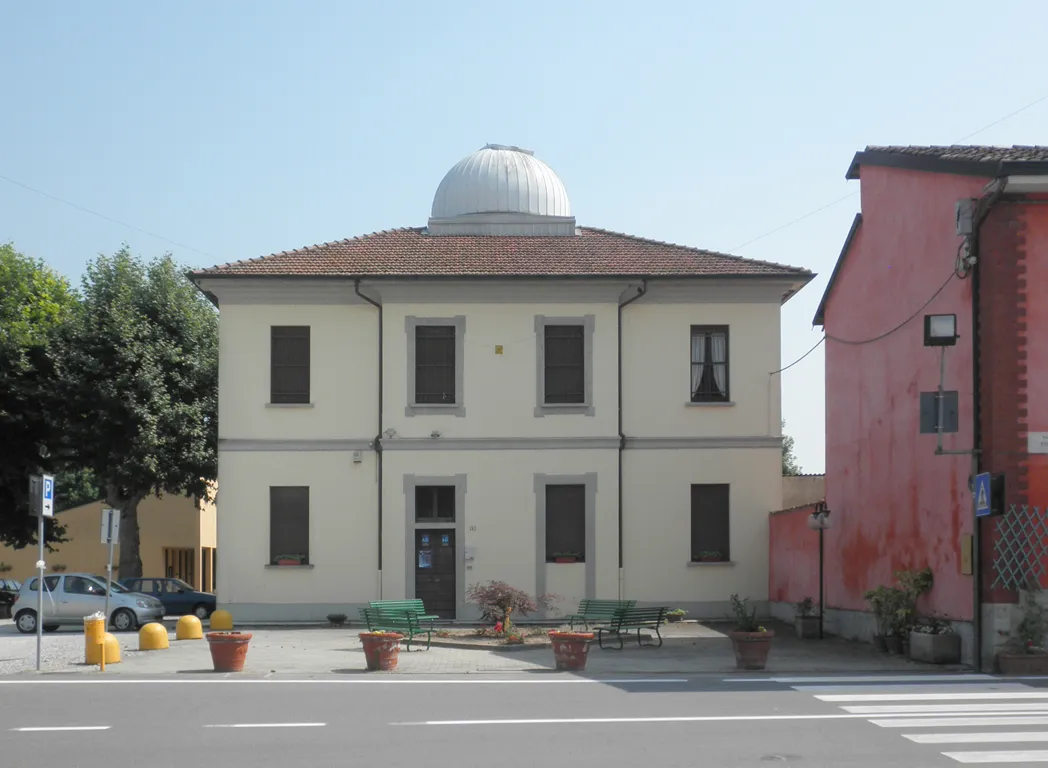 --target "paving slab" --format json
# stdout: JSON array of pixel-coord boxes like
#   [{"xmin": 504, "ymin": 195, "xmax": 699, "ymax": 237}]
[{"xmin": 0, "ymin": 618, "xmax": 966, "ymax": 677}]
